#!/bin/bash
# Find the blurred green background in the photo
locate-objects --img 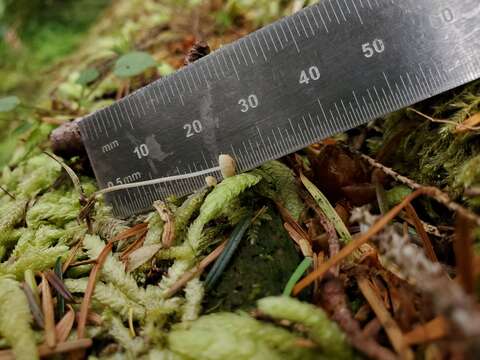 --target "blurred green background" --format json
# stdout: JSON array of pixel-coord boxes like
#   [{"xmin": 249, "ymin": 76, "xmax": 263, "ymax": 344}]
[{"xmin": 0, "ymin": 0, "xmax": 111, "ymax": 98}]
